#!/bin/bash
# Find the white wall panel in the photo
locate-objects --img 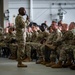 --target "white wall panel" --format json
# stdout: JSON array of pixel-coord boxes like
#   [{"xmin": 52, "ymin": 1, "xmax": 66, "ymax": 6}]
[{"xmin": 8, "ymin": 0, "xmax": 75, "ymax": 26}]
